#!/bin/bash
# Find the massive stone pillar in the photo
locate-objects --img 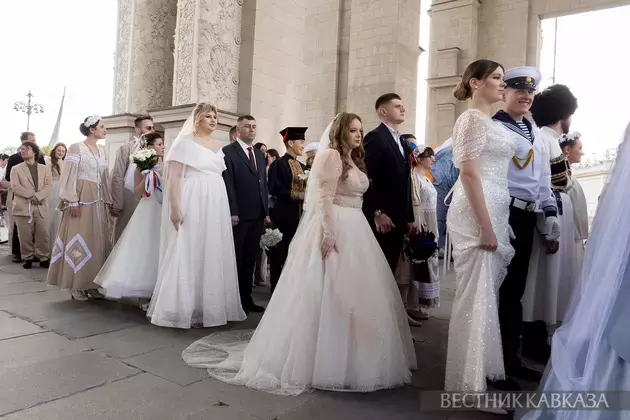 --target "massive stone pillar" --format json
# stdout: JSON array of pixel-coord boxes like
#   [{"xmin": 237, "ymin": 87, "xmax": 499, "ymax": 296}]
[
  {"xmin": 113, "ymin": 0, "xmax": 177, "ymax": 114},
  {"xmin": 425, "ymin": 0, "xmax": 480, "ymax": 146},
  {"xmin": 172, "ymin": 0, "xmax": 242, "ymax": 113},
  {"xmin": 345, "ymin": 0, "xmax": 420, "ymax": 133},
  {"xmin": 236, "ymin": 0, "xmax": 307, "ymax": 152}
]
